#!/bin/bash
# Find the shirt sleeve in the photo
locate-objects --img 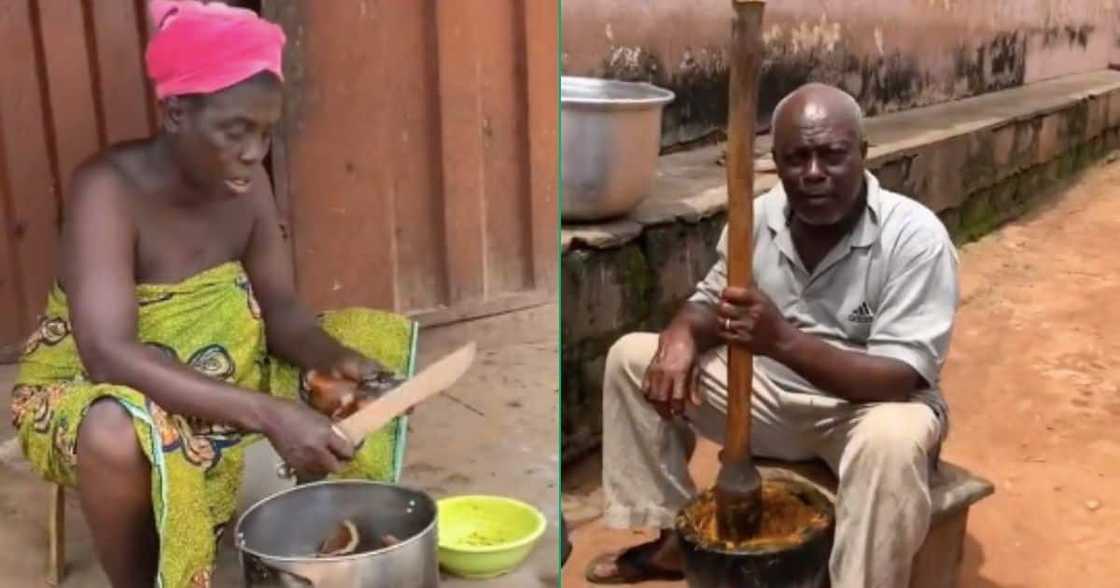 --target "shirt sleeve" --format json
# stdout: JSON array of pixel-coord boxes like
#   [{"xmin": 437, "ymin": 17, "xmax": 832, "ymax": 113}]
[
  {"xmin": 687, "ymin": 226, "xmax": 728, "ymax": 309},
  {"xmin": 866, "ymin": 233, "xmax": 959, "ymax": 387}
]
